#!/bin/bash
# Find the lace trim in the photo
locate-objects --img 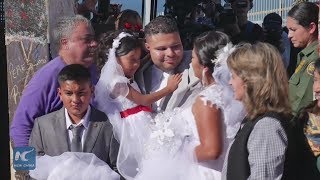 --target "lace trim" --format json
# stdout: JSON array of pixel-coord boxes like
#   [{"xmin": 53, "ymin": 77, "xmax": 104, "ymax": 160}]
[
  {"xmin": 199, "ymin": 84, "xmax": 224, "ymax": 109},
  {"xmin": 144, "ymin": 108, "xmax": 192, "ymax": 159}
]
